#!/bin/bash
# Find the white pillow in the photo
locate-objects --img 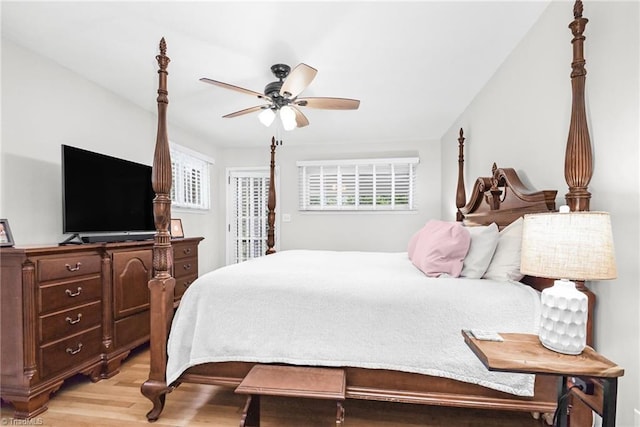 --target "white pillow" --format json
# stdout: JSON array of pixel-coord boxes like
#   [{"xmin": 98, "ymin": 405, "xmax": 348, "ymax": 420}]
[
  {"xmin": 482, "ymin": 217, "xmax": 524, "ymax": 281},
  {"xmin": 460, "ymin": 223, "xmax": 500, "ymax": 279}
]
